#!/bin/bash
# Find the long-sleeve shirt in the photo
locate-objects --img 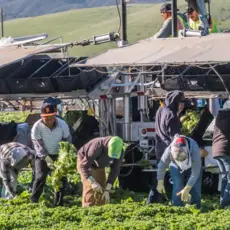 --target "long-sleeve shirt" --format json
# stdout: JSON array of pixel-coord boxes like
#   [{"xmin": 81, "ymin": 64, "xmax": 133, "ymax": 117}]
[
  {"xmin": 153, "ymin": 18, "xmax": 172, "ymax": 39},
  {"xmin": 31, "ymin": 117, "xmax": 71, "ymax": 158},
  {"xmin": 157, "ymin": 137, "xmax": 201, "ymax": 187},
  {"xmin": 0, "ymin": 142, "xmax": 35, "ymax": 196},
  {"xmin": 78, "ymin": 136, "xmax": 123, "ymax": 185}
]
